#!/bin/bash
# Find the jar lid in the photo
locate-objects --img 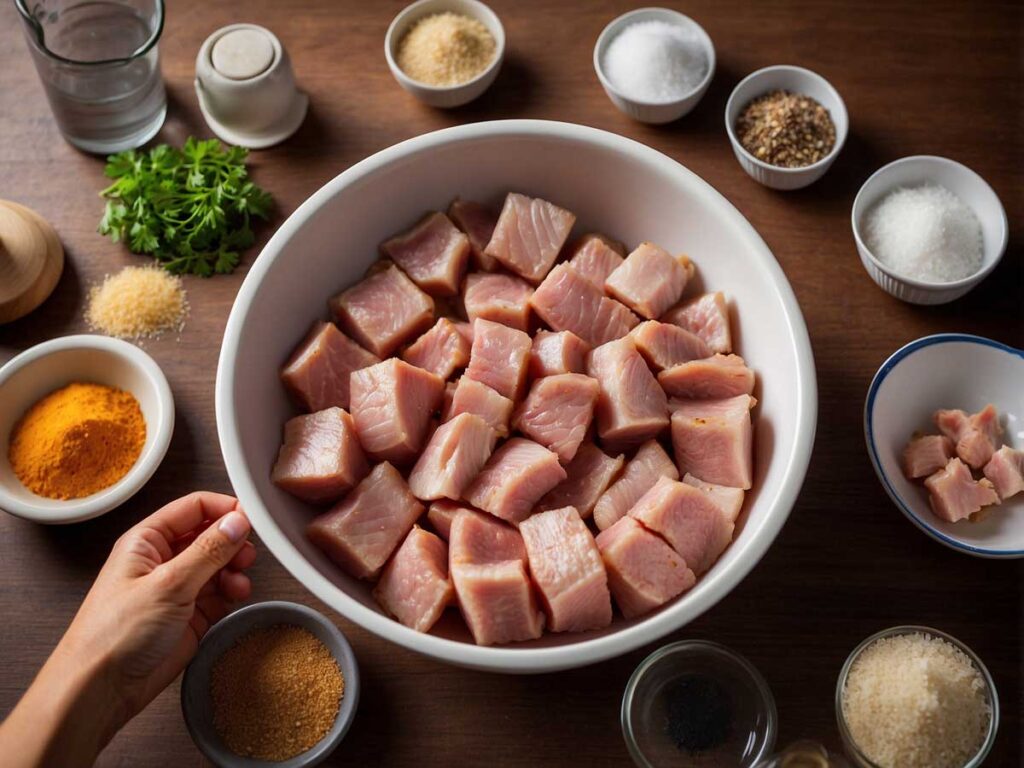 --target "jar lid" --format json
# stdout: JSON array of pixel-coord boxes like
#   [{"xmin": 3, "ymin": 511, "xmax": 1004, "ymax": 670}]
[{"xmin": 212, "ymin": 28, "xmax": 275, "ymax": 80}]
